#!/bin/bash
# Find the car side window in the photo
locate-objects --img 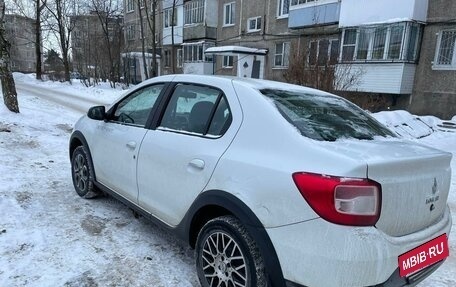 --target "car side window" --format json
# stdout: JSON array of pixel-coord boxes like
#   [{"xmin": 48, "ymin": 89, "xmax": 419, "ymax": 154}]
[
  {"xmin": 111, "ymin": 84, "xmax": 164, "ymax": 127},
  {"xmin": 159, "ymin": 84, "xmax": 232, "ymax": 137}
]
